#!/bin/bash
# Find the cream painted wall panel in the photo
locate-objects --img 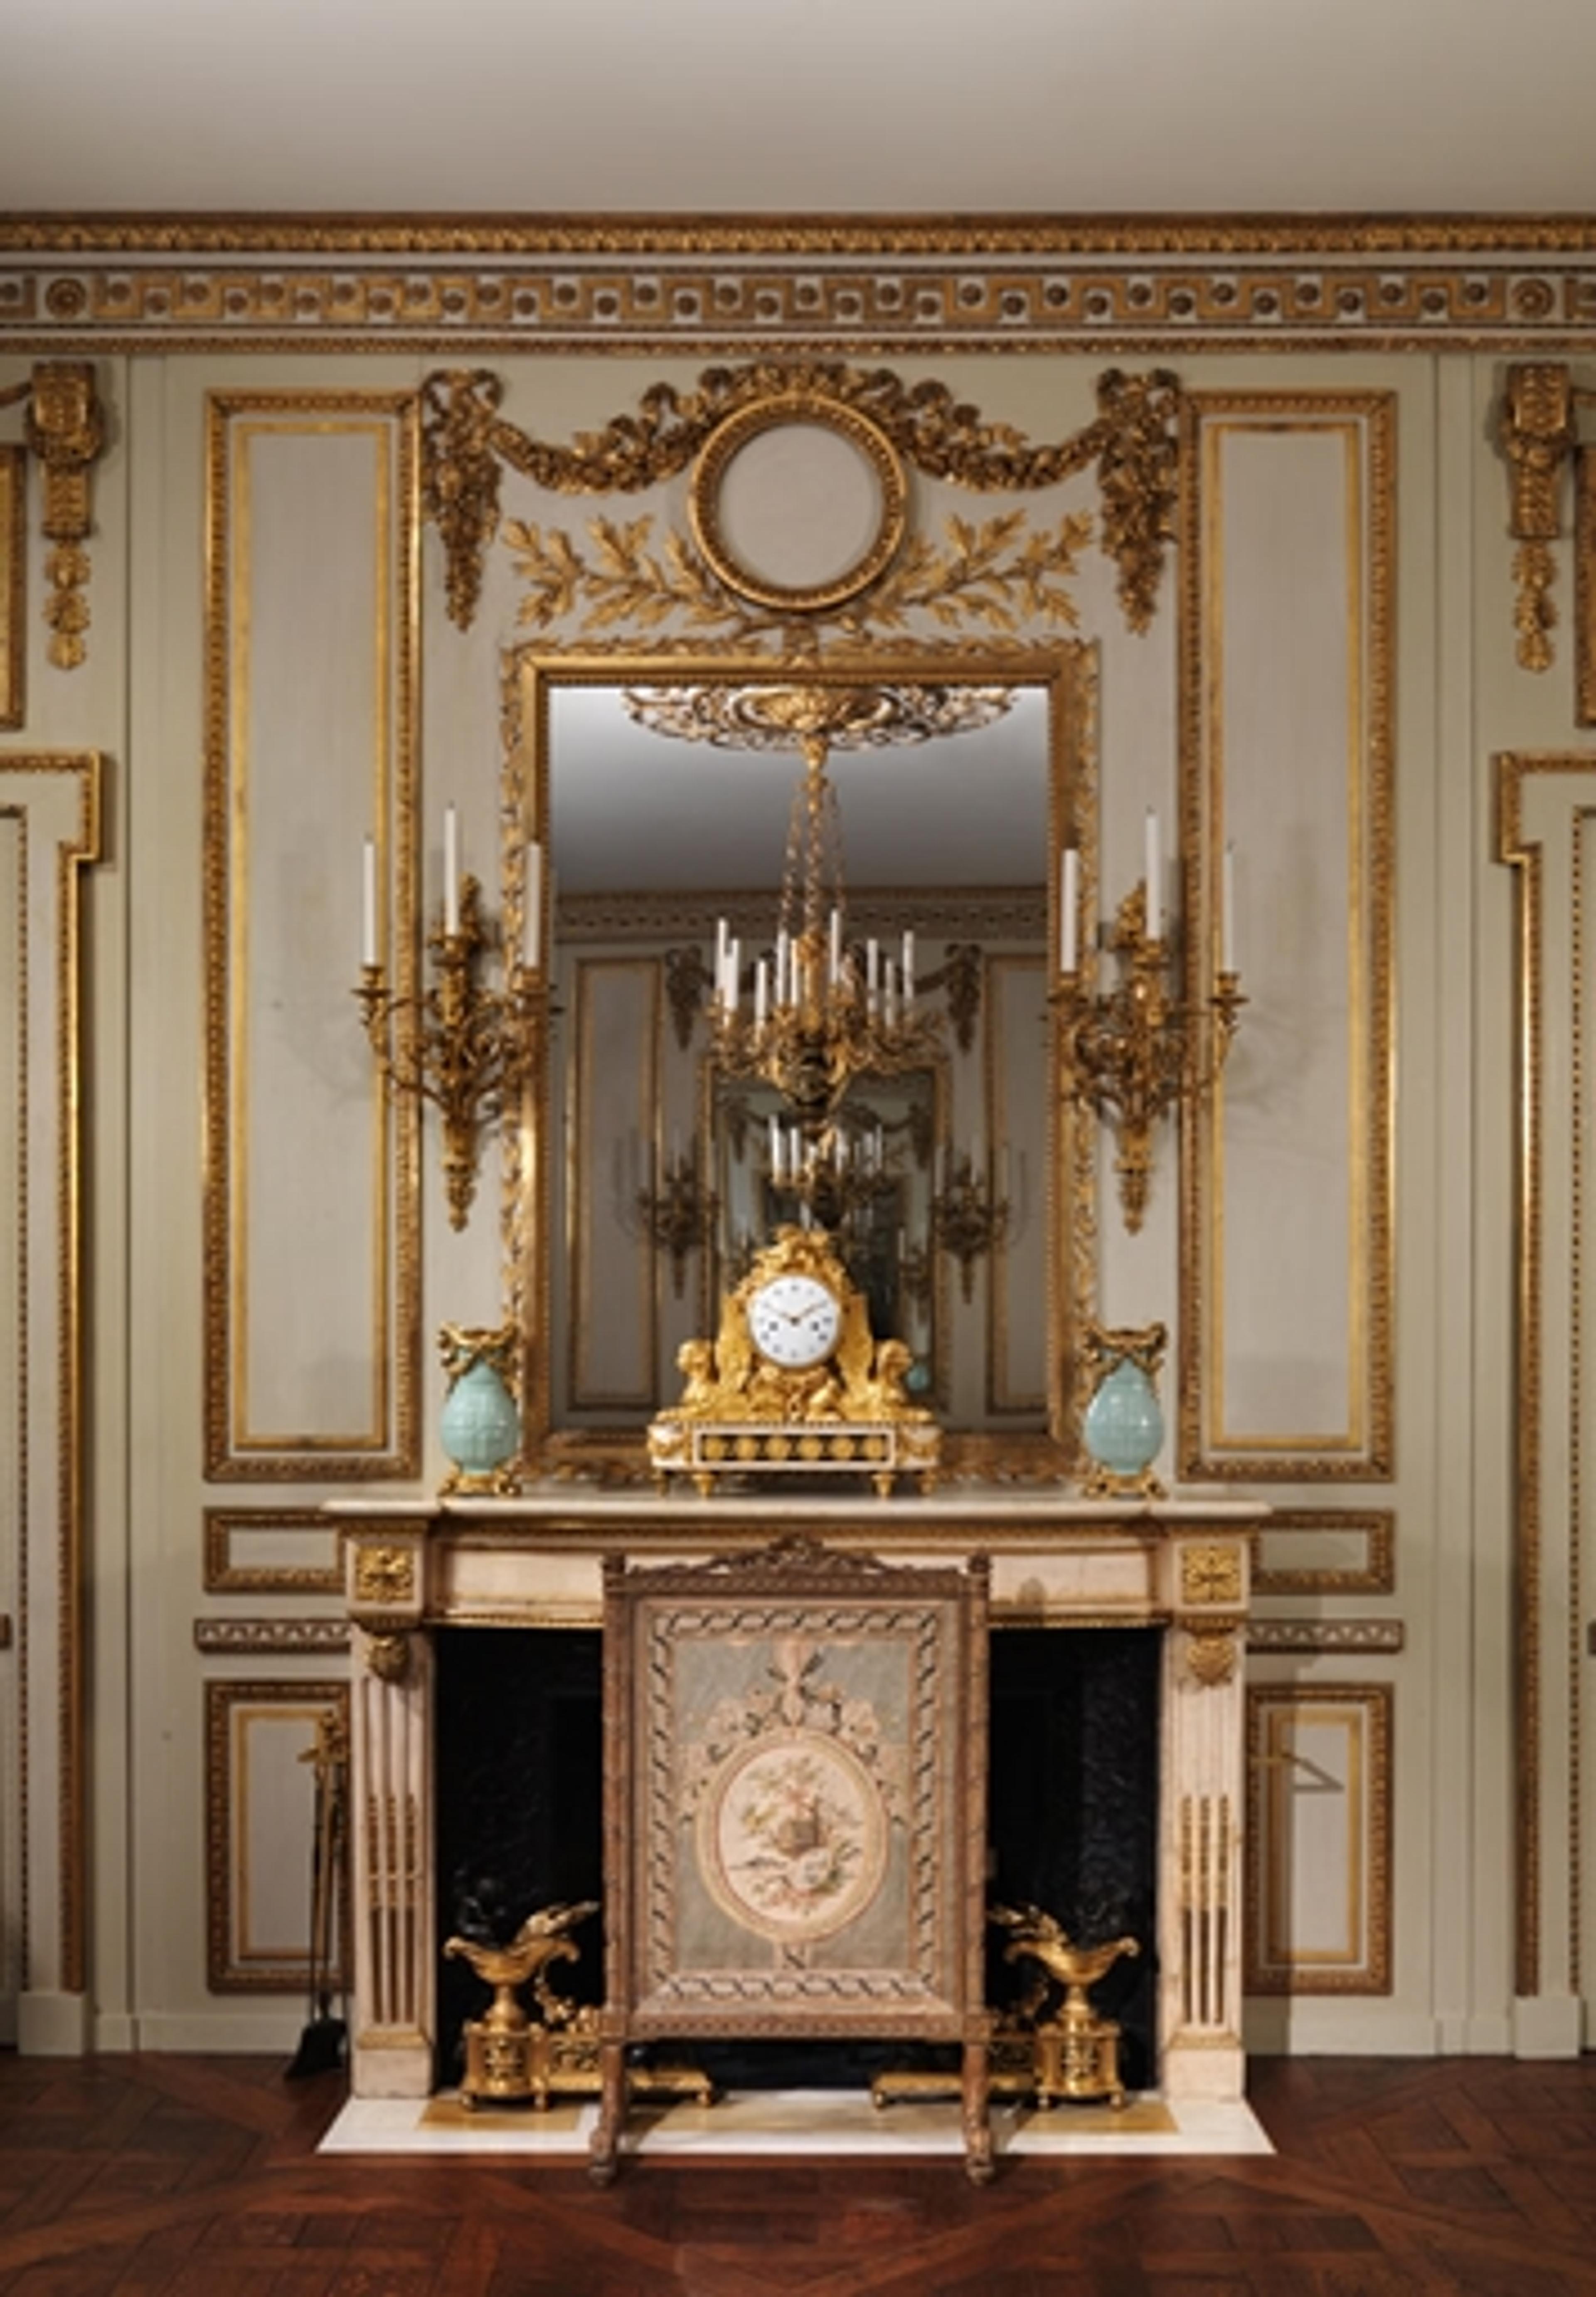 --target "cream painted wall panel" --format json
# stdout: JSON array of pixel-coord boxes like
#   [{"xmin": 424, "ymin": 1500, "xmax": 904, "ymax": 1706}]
[
  {"xmin": 1208, "ymin": 422, "xmax": 1361, "ymax": 1448},
  {"xmin": 224, "ymin": 417, "xmax": 402, "ymax": 1451},
  {"xmin": 237, "ymin": 424, "xmax": 392, "ymax": 1437}
]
